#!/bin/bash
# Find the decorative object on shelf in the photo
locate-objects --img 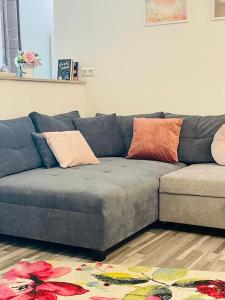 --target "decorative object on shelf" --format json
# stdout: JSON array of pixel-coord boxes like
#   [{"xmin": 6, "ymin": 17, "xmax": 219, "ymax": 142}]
[
  {"xmin": 57, "ymin": 59, "xmax": 73, "ymax": 80},
  {"xmin": 212, "ymin": 0, "xmax": 225, "ymax": 20},
  {"xmin": 15, "ymin": 51, "xmax": 41, "ymax": 78},
  {"xmin": 73, "ymin": 61, "xmax": 79, "ymax": 80},
  {"xmin": 145, "ymin": 0, "xmax": 188, "ymax": 26}
]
